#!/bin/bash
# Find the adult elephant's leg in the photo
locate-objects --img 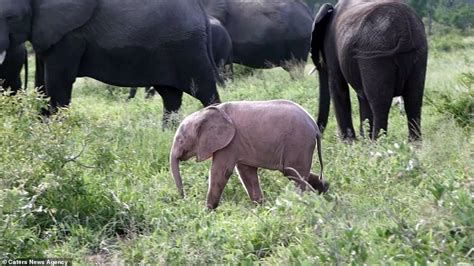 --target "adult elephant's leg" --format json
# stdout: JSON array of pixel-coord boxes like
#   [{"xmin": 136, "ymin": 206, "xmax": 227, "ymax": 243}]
[
  {"xmin": 11, "ymin": 76, "xmax": 22, "ymax": 93},
  {"xmin": 1, "ymin": 78, "xmax": 19, "ymax": 95},
  {"xmin": 359, "ymin": 59, "xmax": 395, "ymax": 140},
  {"xmin": 1, "ymin": 73, "xmax": 21, "ymax": 94},
  {"xmin": 43, "ymin": 41, "xmax": 83, "ymax": 114},
  {"xmin": 358, "ymin": 95, "xmax": 373, "ymax": 138},
  {"xmin": 35, "ymin": 55, "xmax": 46, "ymax": 95},
  {"xmin": 227, "ymin": 64, "xmax": 234, "ymax": 81},
  {"xmin": 44, "ymin": 64, "xmax": 75, "ymax": 114},
  {"xmin": 330, "ymin": 68, "xmax": 356, "ymax": 140},
  {"xmin": 236, "ymin": 164, "xmax": 263, "ymax": 204},
  {"xmin": 155, "ymin": 85, "xmax": 183, "ymax": 129},
  {"xmin": 144, "ymin": 87, "xmax": 157, "ymax": 99},
  {"xmin": 403, "ymin": 61, "xmax": 426, "ymax": 142},
  {"xmin": 128, "ymin": 87, "xmax": 138, "ymax": 99},
  {"xmin": 3, "ymin": 65, "xmax": 22, "ymax": 94},
  {"xmin": 191, "ymin": 81, "xmax": 221, "ymax": 107}
]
